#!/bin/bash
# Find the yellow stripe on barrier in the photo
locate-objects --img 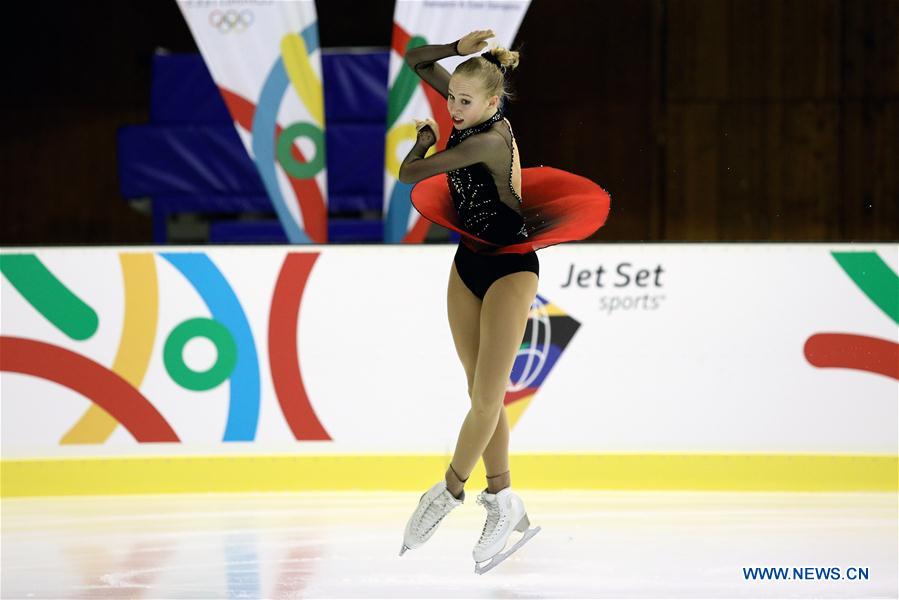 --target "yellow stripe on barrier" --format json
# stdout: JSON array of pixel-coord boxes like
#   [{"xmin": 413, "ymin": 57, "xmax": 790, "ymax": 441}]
[{"xmin": 1, "ymin": 454, "xmax": 895, "ymax": 497}]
